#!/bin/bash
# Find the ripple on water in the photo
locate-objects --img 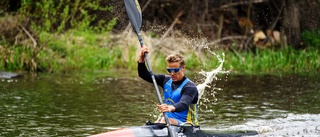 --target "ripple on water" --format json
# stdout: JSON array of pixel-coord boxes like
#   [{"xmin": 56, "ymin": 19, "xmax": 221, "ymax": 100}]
[{"xmin": 226, "ymin": 113, "xmax": 320, "ymax": 137}]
